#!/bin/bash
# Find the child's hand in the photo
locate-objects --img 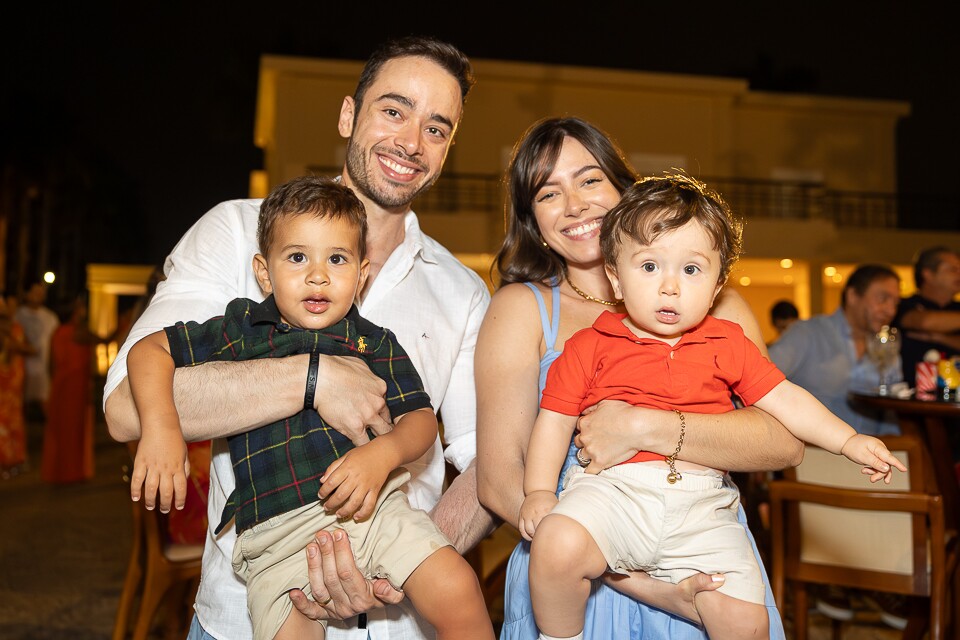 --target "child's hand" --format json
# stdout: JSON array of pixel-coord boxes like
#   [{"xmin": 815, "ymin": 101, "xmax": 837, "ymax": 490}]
[
  {"xmin": 130, "ymin": 426, "xmax": 190, "ymax": 513},
  {"xmin": 518, "ymin": 490, "xmax": 558, "ymax": 541},
  {"xmin": 840, "ymin": 434, "xmax": 907, "ymax": 484},
  {"xmin": 318, "ymin": 446, "xmax": 391, "ymax": 522}
]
